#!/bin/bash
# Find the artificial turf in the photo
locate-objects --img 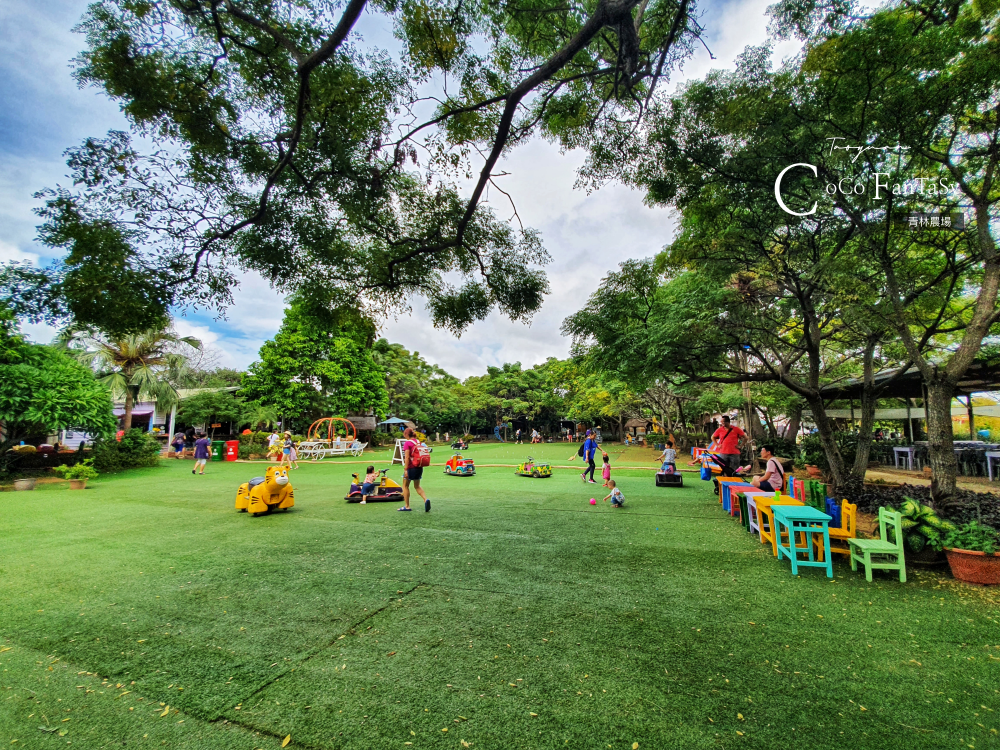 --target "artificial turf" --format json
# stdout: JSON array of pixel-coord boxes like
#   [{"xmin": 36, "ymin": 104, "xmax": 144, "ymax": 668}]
[{"xmin": 1, "ymin": 442, "xmax": 998, "ymax": 749}]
